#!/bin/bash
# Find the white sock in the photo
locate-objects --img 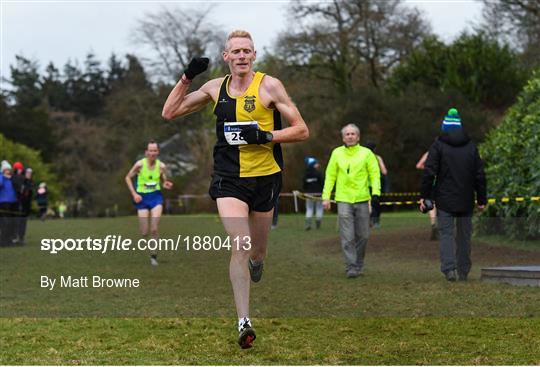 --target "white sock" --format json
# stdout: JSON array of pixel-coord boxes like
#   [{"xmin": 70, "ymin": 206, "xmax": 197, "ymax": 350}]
[{"xmin": 238, "ymin": 317, "xmax": 251, "ymax": 331}]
